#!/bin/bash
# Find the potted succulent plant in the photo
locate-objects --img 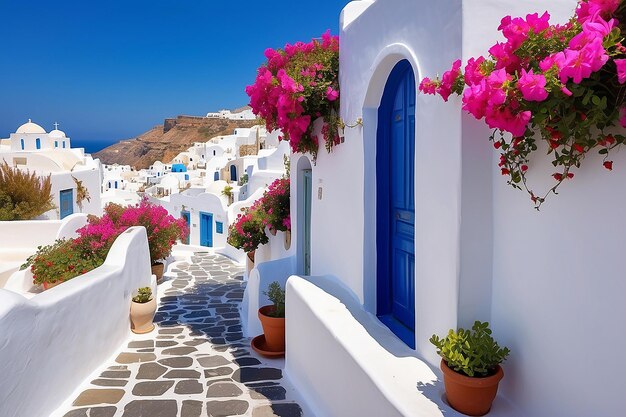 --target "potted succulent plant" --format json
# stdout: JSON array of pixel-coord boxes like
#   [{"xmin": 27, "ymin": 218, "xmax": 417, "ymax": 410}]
[
  {"xmin": 252, "ymin": 281, "xmax": 285, "ymax": 357},
  {"xmin": 130, "ymin": 287, "xmax": 157, "ymax": 334},
  {"xmin": 430, "ymin": 321, "xmax": 510, "ymax": 416}
]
